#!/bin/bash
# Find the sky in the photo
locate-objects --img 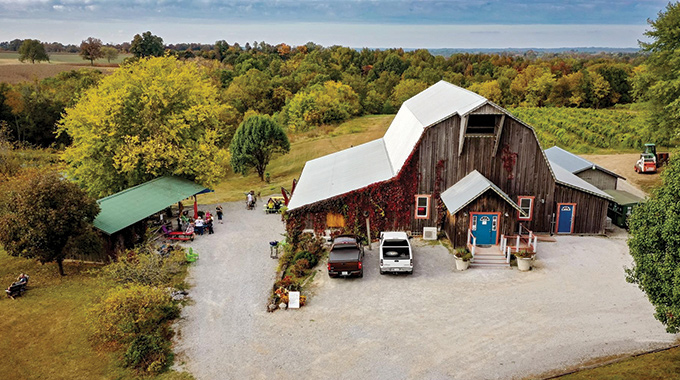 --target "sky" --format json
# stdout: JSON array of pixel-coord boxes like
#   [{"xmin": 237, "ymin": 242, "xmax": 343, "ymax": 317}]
[{"xmin": 0, "ymin": 0, "xmax": 670, "ymax": 49}]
